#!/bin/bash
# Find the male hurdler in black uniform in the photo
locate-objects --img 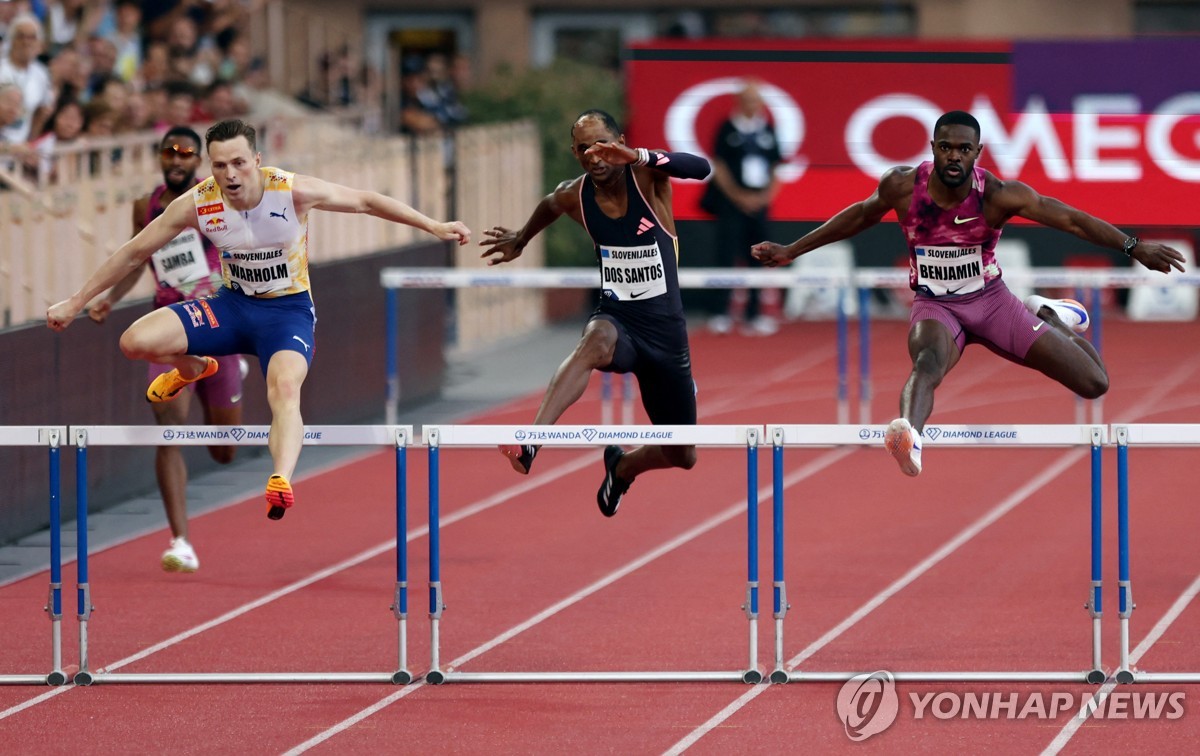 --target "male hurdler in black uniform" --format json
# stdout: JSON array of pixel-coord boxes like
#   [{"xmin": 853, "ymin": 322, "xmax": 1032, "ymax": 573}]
[{"xmin": 481, "ymin": 109, "xmax": 711, "ymax": 517}]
